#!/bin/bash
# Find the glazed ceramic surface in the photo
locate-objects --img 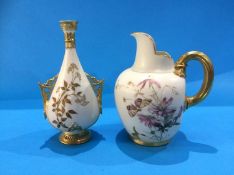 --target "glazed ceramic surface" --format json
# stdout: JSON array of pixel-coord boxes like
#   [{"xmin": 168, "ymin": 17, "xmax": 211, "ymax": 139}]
[
  {"xmin": 115, "ymin": 32, "xmax": 214, "ymax": 146},
  {"xmin": 39, "ymin": 21, "xmax": 103, "ymax": 144},
  {"xmin": 46, "ymin": 48, "xmax": 99, "ymax": 133}
]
